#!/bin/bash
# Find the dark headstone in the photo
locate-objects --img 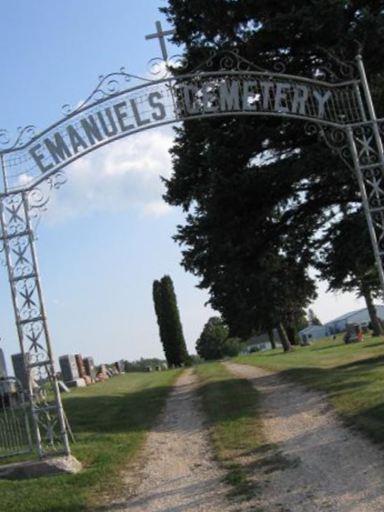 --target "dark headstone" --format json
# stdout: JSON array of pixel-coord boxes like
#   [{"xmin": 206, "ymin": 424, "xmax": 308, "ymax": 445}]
[
  {"xmin": 114, "ymin": 361, "xmax": 125, "ymax": 373},
  {"xmin": 99, "ymin": 364, "xmax": 108, "ymax": 375},
  {"xmin": 83, "ymin": 357, "xmax": 96, "ymax": 380},
  {"xmin": 0, "ymin": 348, "xmax": 7, "ymax": 378},
  {"xmin": 11, "ymin": 353, "xmax": 35, "ymax": 392},
  {"xmin": 59, "ymin": 355, "xmax": 79, "ymax": 383},
  {"xmin": 75, "ymin": 354, "xmax": 86, "ymax": 379}
]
